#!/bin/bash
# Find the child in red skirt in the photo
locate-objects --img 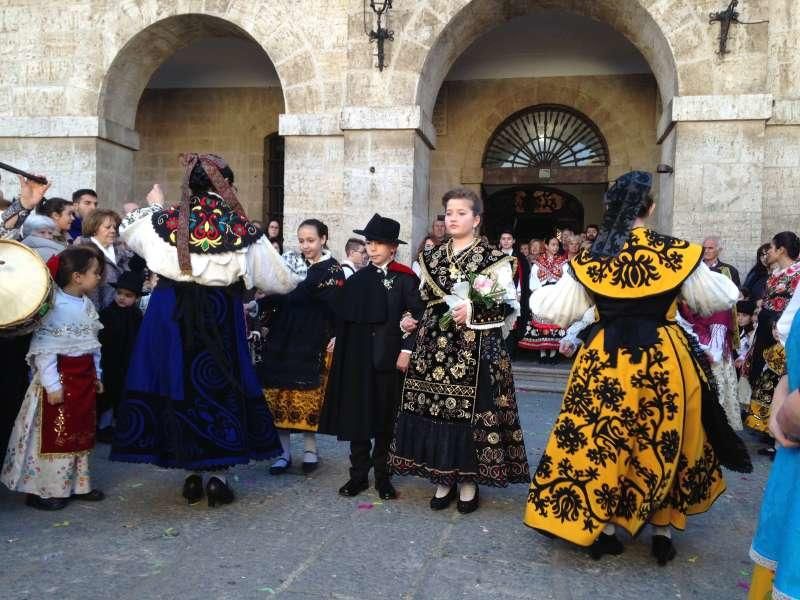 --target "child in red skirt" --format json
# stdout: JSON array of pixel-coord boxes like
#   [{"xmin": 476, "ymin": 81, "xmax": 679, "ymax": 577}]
[{"xmin": 2, "ymin": 245, "xmax": 106, "ymax": 510}]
